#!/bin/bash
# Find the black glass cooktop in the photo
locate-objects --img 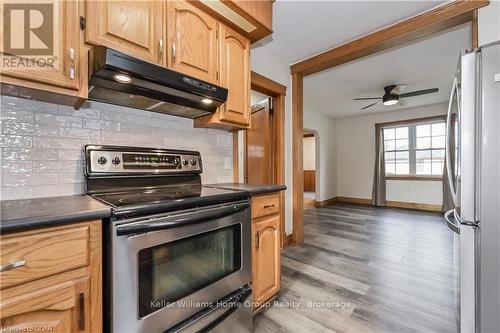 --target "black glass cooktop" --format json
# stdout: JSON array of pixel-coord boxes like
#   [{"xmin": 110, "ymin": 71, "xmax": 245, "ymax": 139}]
[{"xmin": 92, "ymin": 185, "xmax": 250, "ymax": 217}]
